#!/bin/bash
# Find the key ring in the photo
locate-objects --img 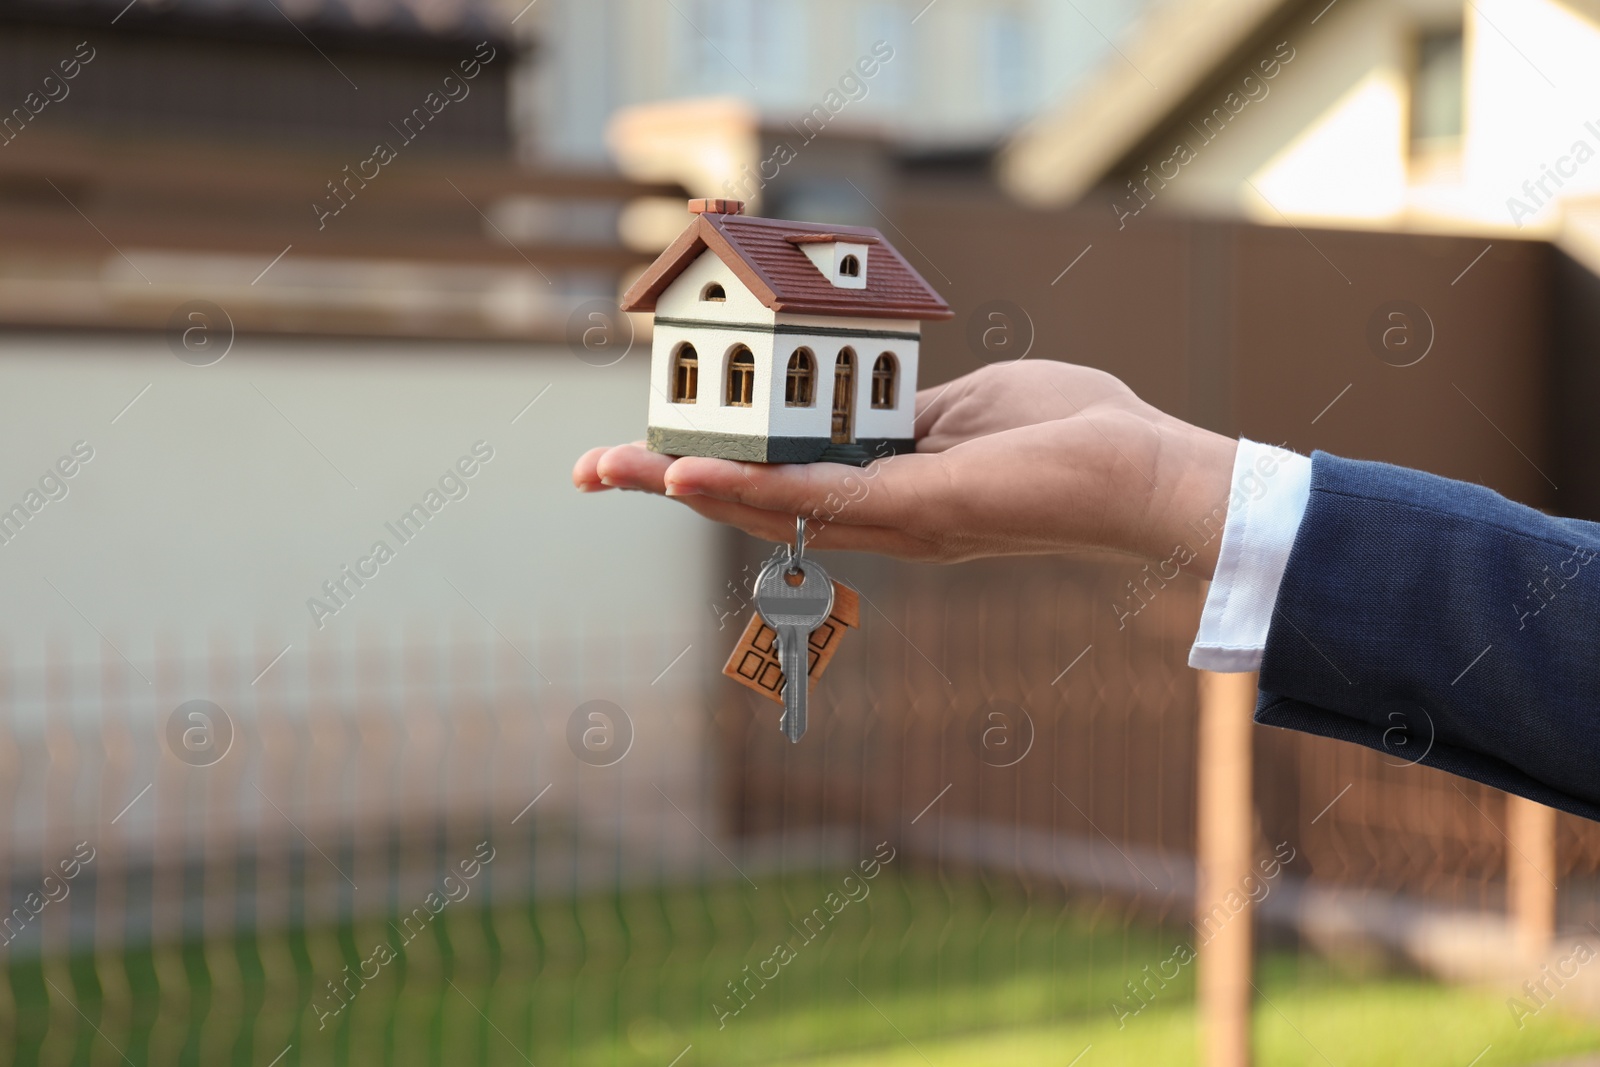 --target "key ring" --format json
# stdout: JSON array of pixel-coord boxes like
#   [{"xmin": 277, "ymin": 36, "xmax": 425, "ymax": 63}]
[{"xmin": 787, "ymin": 516, "xmax": 806, "ymax": 574}]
